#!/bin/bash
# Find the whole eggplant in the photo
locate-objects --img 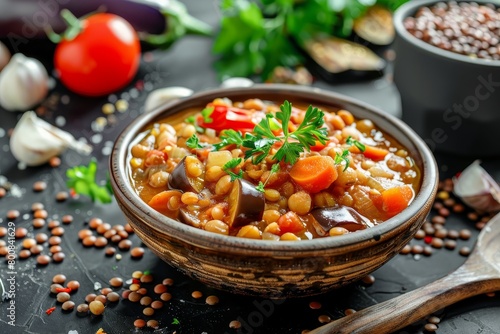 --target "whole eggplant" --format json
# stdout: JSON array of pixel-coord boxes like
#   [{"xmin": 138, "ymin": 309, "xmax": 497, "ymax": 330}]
[{"xmin": 0, "ymin": 0, "xmax": 212, "ymax": 51}]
